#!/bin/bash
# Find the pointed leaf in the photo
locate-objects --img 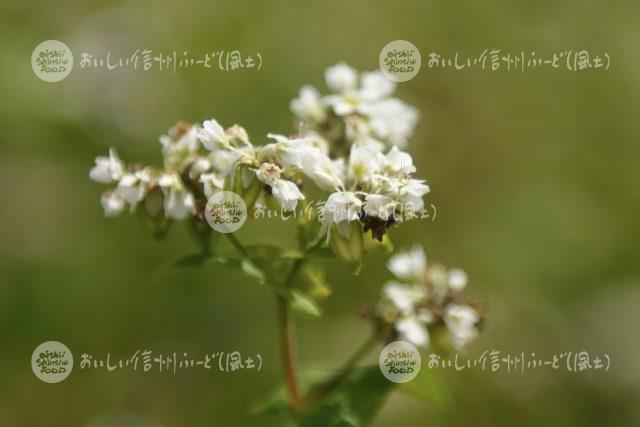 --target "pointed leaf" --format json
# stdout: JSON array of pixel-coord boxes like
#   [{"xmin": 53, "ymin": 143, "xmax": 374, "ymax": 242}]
[
  {"xmin": 290, "ymin": 290, "xmax": 323, "ymax": 318},
  {"xmin": 297, "ymin": 367, "xmax": 395, "ymax": 427}
]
